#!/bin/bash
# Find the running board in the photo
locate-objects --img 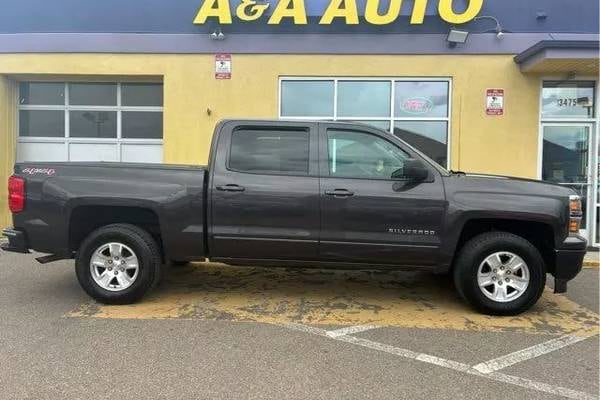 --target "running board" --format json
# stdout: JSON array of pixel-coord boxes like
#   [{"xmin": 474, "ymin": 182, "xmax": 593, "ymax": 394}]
[{"xmin": 36, "ymin": 254, "xmax": 67, "ymax": 264}]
